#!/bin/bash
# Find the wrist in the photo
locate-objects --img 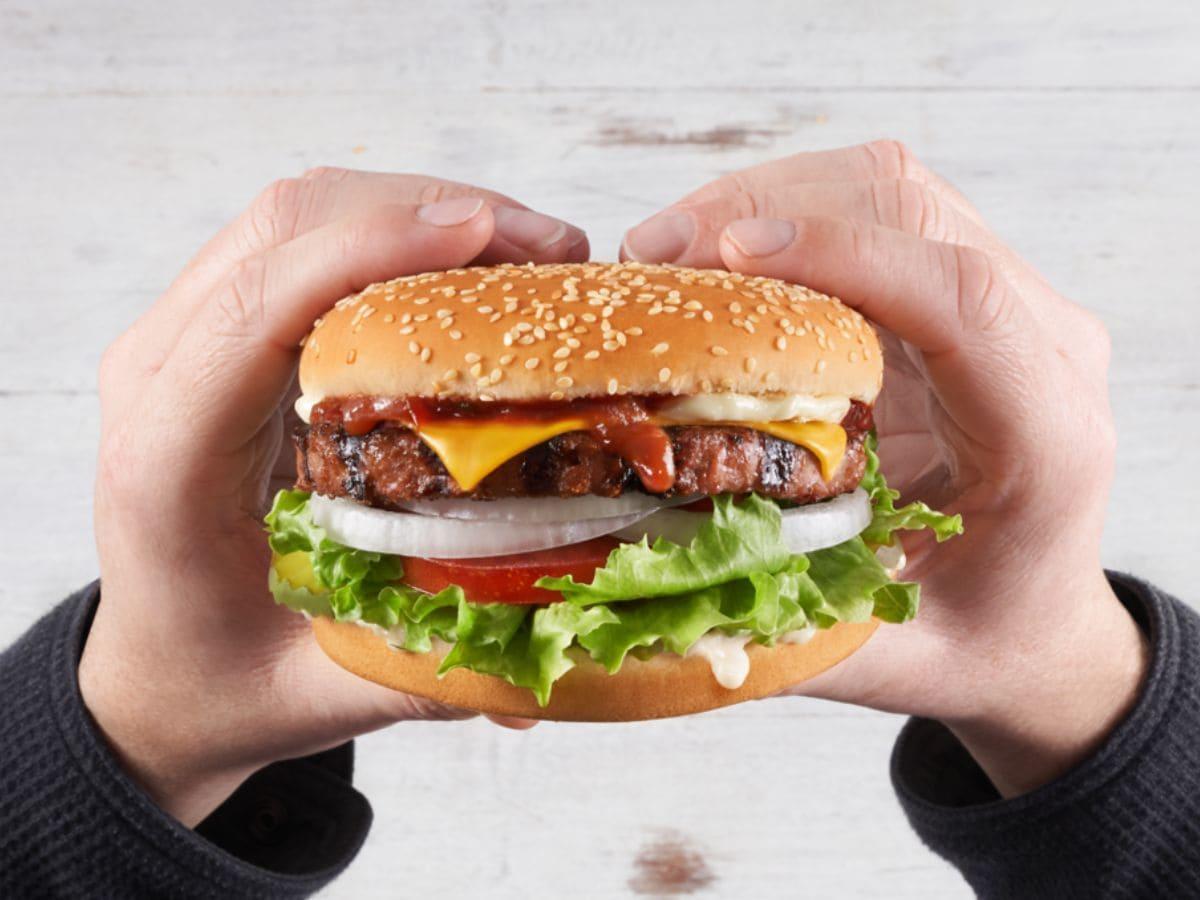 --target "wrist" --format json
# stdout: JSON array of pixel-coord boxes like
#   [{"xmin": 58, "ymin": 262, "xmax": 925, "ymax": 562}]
[
  {"xmin": 943, "ymin": 572, "xmax": 1149, "ymax": 798},
  {"xmin": 78, "ymin": 607, "xmax": 259, "ymax": 827}
]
